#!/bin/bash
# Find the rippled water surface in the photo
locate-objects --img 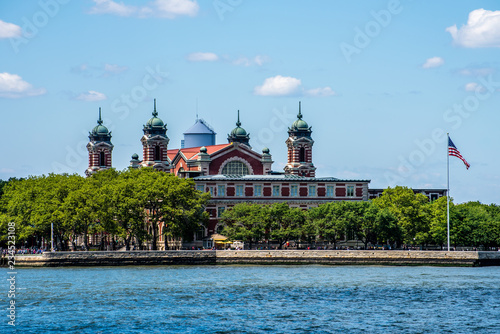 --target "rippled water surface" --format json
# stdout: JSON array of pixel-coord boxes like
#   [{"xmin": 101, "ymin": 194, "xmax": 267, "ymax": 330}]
[{"xmin": 1, "ymin": 265, "xmax": 499, "ymax": 333}]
